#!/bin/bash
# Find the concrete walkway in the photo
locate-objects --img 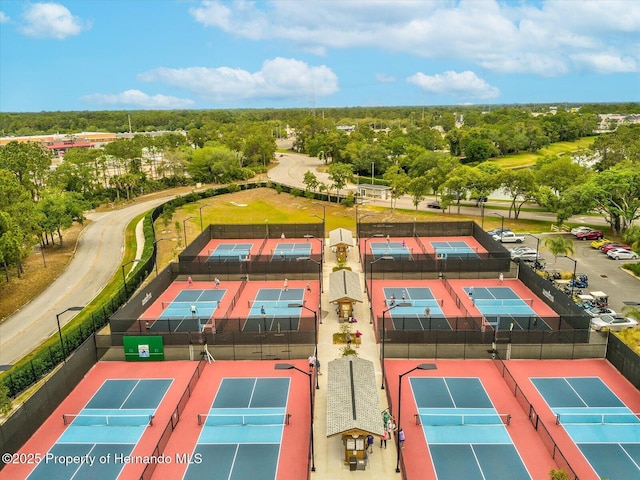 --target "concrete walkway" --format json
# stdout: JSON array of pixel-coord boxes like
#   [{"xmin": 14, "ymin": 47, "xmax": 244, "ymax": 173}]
[{"xmin": 313, "ymin": 239, "xmax": 399, "ymax": 478}]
